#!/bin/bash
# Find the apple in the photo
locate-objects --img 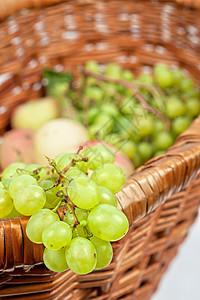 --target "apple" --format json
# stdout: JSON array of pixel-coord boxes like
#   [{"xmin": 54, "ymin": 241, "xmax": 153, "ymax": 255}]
[
  {"xmin": 0, "ymin": 129, "xmax": 35, "ymax": 169},
  {"xmin": 34, "ymin": 118, "xmax": 90, "ymax": 165},
  {"xmin": 82, "ymin": 140, "xmax": 134, "ymax": 177},
  {"xmin": 11, "ymin": 97, "xmax": 60, "ymax": 130}
]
